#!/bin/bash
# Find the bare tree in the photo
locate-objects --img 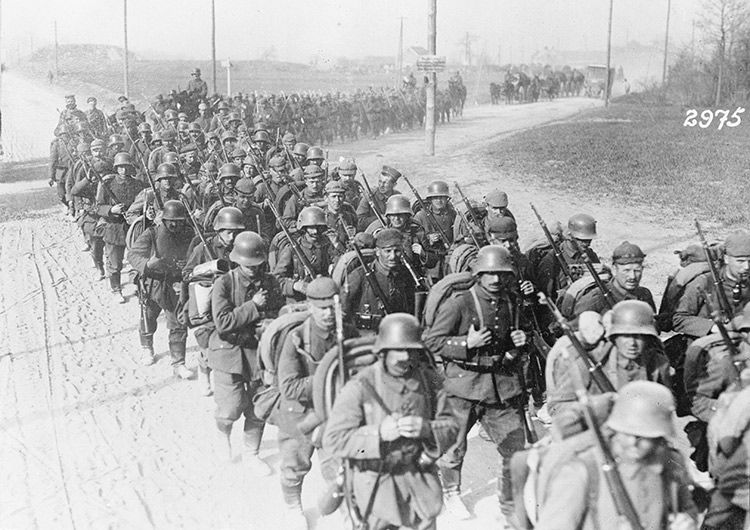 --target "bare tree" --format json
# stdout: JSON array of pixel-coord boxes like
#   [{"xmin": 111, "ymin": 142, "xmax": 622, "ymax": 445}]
[{"xmin": 700, "ymin": 0, "xmax": 749, "ymax": 105}]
